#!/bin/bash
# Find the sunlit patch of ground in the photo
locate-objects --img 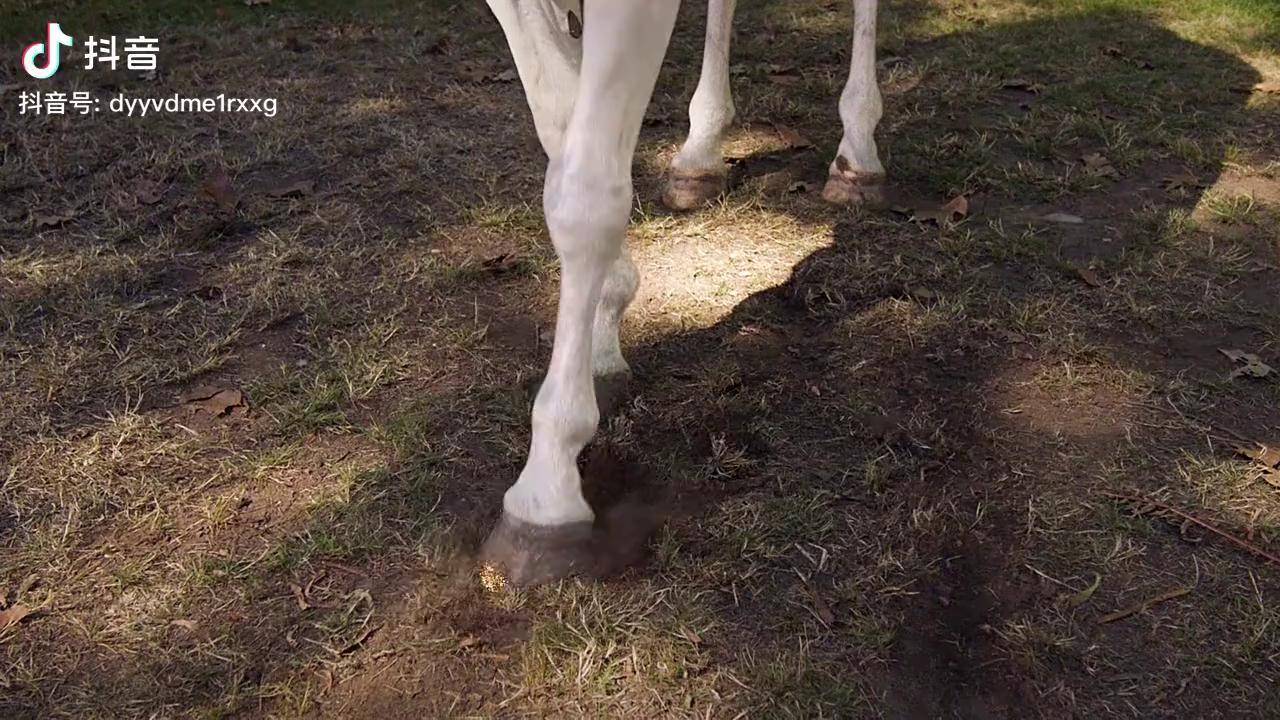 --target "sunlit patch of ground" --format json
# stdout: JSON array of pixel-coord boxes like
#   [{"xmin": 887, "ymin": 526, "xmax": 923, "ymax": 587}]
[{"xmin": 631, "ymin": 208, "xmax": 833, "ymax": 333}]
